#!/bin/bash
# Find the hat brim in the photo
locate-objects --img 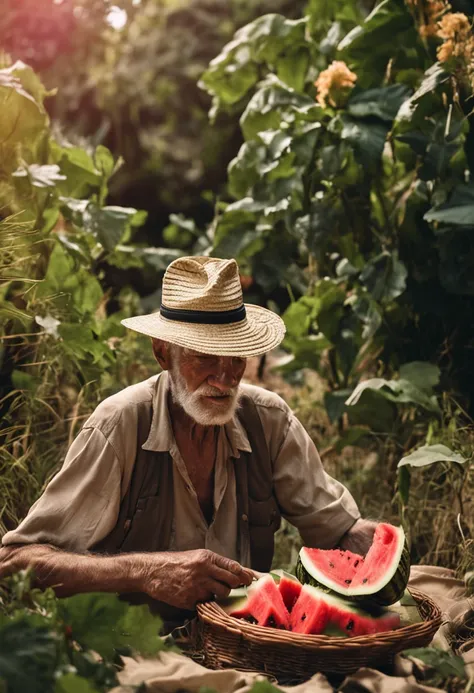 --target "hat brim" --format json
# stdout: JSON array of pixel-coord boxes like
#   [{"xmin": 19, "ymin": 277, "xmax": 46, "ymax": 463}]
[{"xmin": 121, "ymin": 304, "xmax": 286, "ymax": 358}]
